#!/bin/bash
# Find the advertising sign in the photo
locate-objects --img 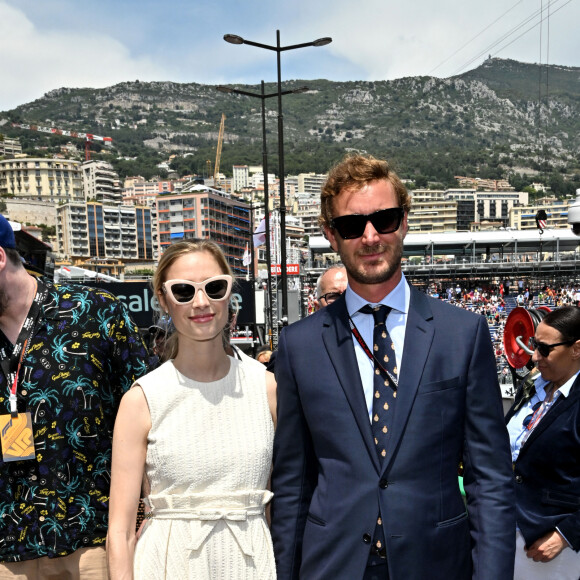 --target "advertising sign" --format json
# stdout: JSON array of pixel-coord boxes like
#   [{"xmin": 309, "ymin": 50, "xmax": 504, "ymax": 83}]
[{"xmin": 271, "ymin": 263, "xmax": 300, "ymax": 276}]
